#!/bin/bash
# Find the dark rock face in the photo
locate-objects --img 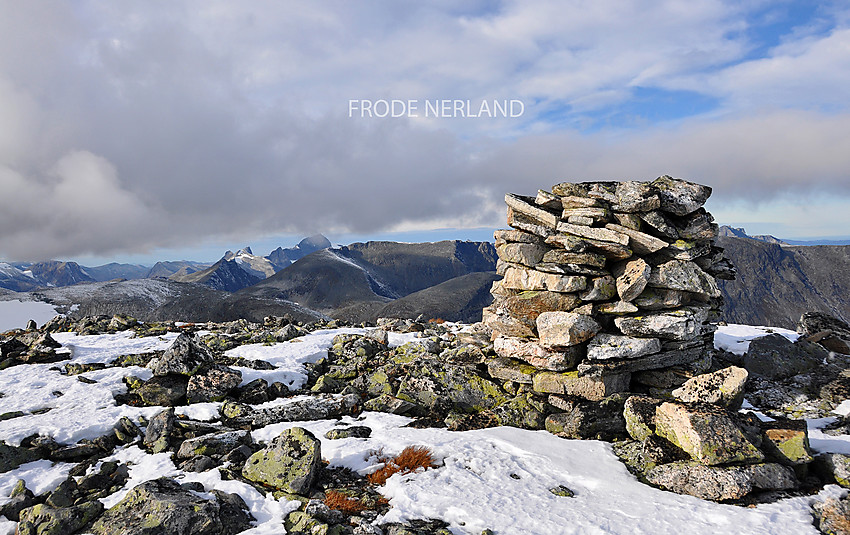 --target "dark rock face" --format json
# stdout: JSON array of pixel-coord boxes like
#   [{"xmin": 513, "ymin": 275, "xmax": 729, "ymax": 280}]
[
  {"xmin": 170, "ymin": 259, "xmax": 262, "ymax": 292},
  {"xmin": 717, "ymin": 236, "xmax": 850, "ymax": 329},
  {"xmin": 743, "ymin": 334, "xmax": 828, "ymax": 380},
  {"xmin": 149, "ymin": 334, "xmax": 214, "ymax": 377},
  {"xmin": 90, "ymin": 477, "xmax": 252, "ymax": 535}
]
